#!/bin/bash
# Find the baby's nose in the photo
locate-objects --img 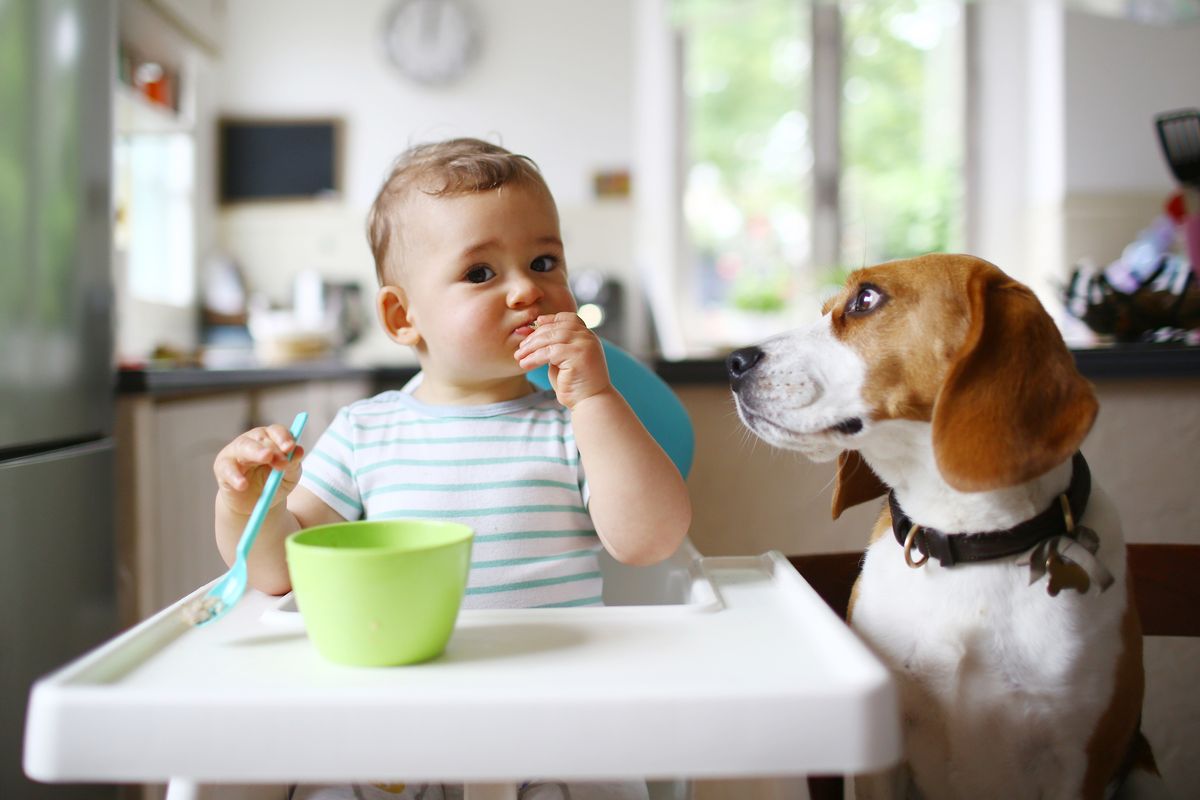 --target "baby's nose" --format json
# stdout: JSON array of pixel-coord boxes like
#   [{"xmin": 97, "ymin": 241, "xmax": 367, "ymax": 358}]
[{"xmin": 507, "ymin": 274, "xmax": 544, "ymax": 305}]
